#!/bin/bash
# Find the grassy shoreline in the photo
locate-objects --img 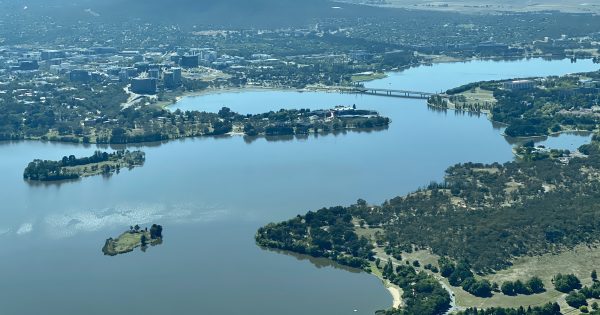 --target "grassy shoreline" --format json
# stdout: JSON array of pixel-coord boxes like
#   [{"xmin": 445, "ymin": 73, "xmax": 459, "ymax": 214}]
[{"xmin": 363, "ymin": 223, "xmax": 600, "ymax": 313}]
